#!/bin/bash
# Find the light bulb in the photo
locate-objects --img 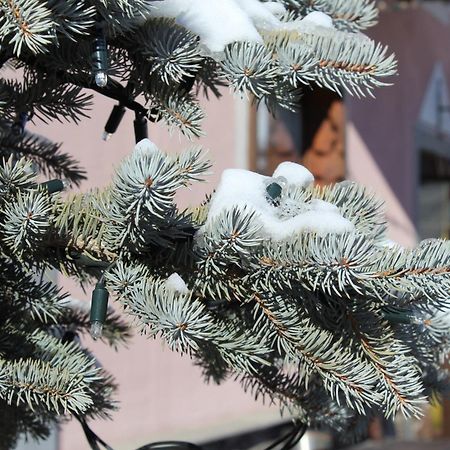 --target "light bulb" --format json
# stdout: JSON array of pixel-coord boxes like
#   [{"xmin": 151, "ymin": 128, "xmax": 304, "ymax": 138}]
[
  {"xmin": 265, "ymin": 176, "xmax": 287, "ymax": 203},
  {"xmin": 95, "ymin": 71, "xmax": 108, "ymax": 88},
  {"xmin": 62, "ymin": 179, "xmax": 71, "ymax": 190},
  {"xmin": 103, "ymin": 104, "xmax": 126, "ymax": 141},
  {"xmin": 102, "ymin": 131, "xmax": 112, "ymax": 141},
  {"xmin": 89, "ymin": 281, "xmax": 109, "ymax": 340},
  {"xmin": 90, "ymin": 321, "xmax": 104, "ymax": 340},
  {"xmin": 40, "ymin": 179, "xmax": 70, "ymax": 194}
]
